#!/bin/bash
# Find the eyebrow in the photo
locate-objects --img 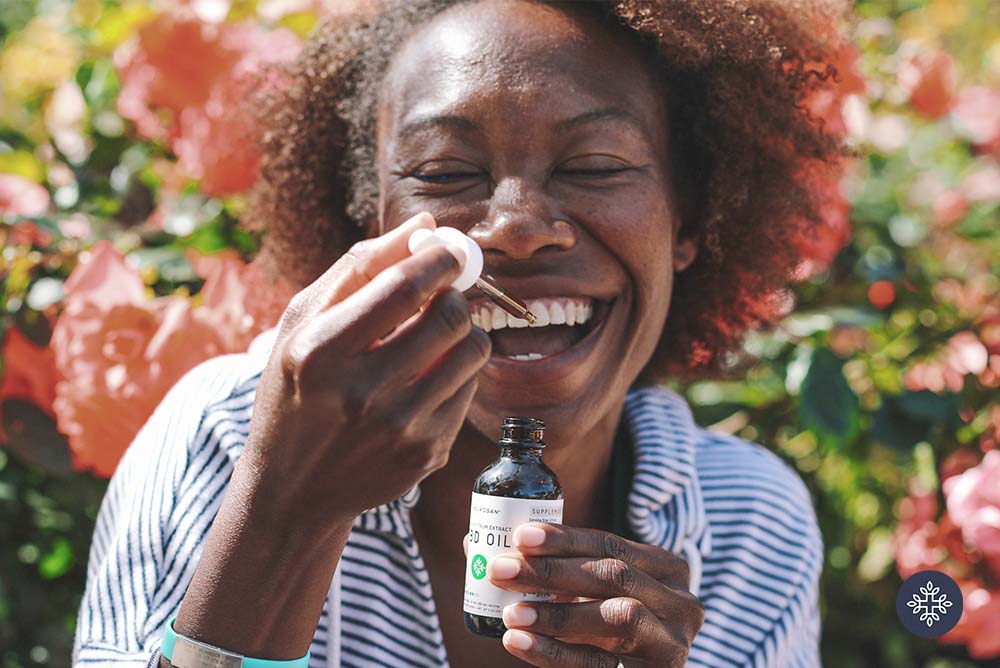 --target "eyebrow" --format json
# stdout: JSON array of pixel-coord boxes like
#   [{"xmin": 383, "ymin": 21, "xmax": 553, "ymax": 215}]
[{"xmin": 397, "ymin": 106, "xmax": 644, "ymax": 140}]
